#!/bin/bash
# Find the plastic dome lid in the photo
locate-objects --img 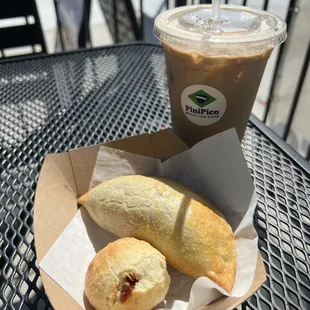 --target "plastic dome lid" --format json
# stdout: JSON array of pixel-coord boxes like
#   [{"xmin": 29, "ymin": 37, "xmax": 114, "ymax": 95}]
[{"xmin": 154, "ymin": 5, "xmax": 287, "ymax": 51}]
